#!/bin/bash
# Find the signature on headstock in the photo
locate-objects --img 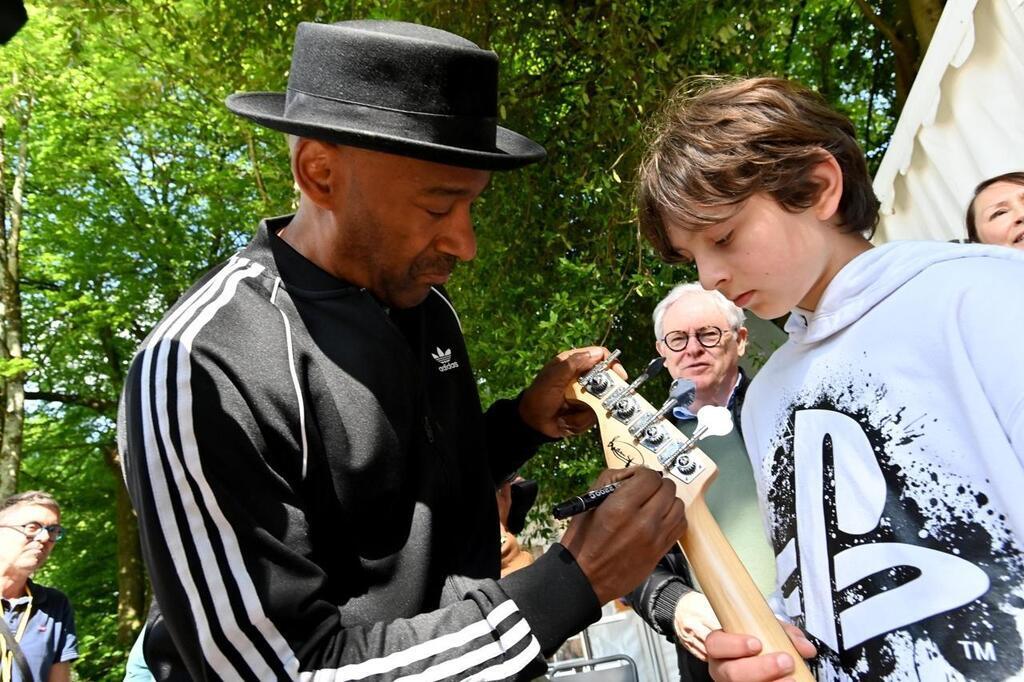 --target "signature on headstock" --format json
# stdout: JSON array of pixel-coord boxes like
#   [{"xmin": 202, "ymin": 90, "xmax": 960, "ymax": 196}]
[{"xmin": 608, "ymin": 436, "xmax": 641, "ymax": 467}]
